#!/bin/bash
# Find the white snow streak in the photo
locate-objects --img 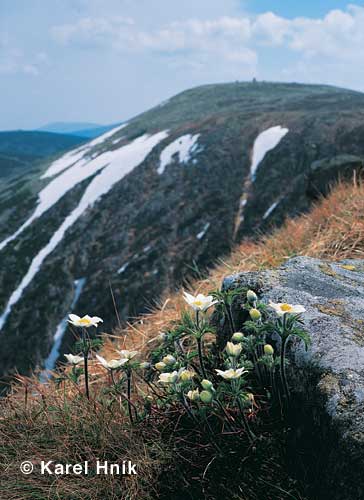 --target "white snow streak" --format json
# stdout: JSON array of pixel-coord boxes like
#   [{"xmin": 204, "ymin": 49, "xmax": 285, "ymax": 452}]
[
  {"xmin": 42, "ymin": 123, "xmax": 127, "ymax": 179},
  {"xmin": 42, "ymin": 278, "xmax": 86, "ymax": 375},
  {"xmin": 0, "ymin": 124, "xmax": 128, "ymax": 252},
  {"xmin": 250, "ymin": 126, "xmax": 289, "ymax": 181},
  {"xmin": 158, "ymin": 134, "xmax": 201, "ymax": 175},
  {"xmin": 197, "ymin": 222, "xmax": 210, "ymax": 240},
  {"xmin": 0, "ymin": 131, "xmax": 168, "ymax": 330},
  {"xmin": 263, "ymin": 201, "xmax": 280, "ymax": 220},
  {"xmin": 117, "ymin": 262, "xmax": 129, "ymax": 274}
]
